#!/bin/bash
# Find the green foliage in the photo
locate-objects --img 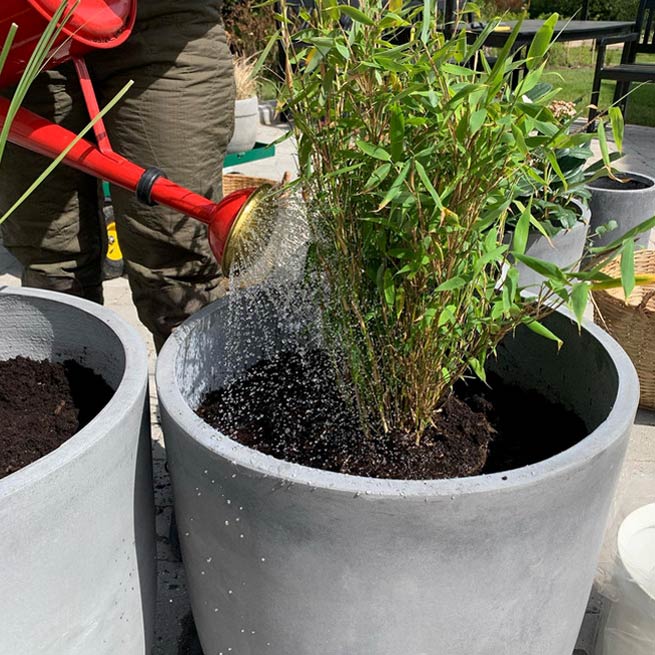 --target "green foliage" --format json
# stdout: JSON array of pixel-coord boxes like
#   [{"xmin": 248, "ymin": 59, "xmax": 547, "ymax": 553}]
[
  {"xmin": 528, "ymin": 0, "xmax": 639, "ymax": 21},
  {"xmin": 279, "ymin": 0, "xmax": 640, "ymax": 443},
  {"xmin": 223, "ymin": 0, "xmax": 278, "ymax": 58}
]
